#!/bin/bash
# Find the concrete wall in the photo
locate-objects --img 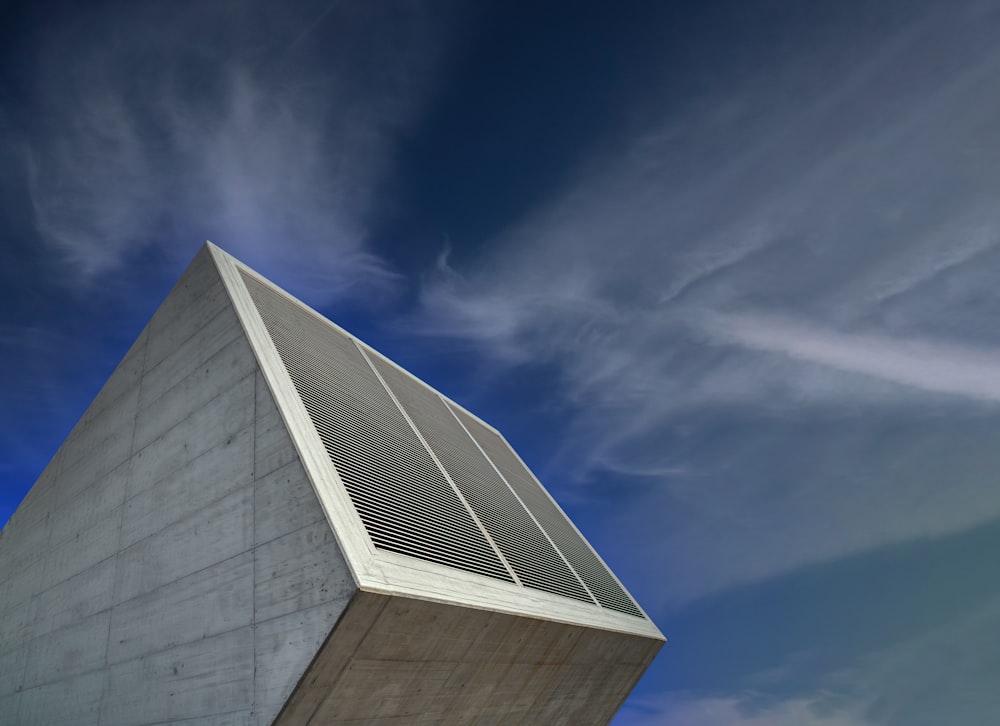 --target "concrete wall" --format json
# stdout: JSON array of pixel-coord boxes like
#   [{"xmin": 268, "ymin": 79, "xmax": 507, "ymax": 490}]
[
  {"xmin": 0, "ymin": 248, "xmax": 355, "ymax": 725},
  {"xmin": 276, "ymin": 590, "xmax": 662, "ymax": 726}
]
